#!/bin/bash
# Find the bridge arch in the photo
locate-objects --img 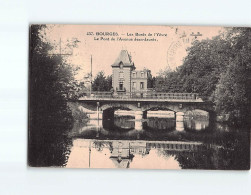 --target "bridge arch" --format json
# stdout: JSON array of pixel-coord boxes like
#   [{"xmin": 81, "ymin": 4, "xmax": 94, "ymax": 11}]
[
  {"xmin": 101, "ymin": 103, "xmax": 138, "ymax": 131},
  {"xmin": 100, "ymin": 103, "xmax": 138, "ymax": 112},
  {"xmin": 183, "ymin": 108, "xmax": 216, "ymax": 122},
  {"xmin": 142, "ymin": 104, "xmax": 179, "ymax": 113},
  {"xmin": 143, "ymin": 106, "xmax": 176, "ymax": 113}
]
